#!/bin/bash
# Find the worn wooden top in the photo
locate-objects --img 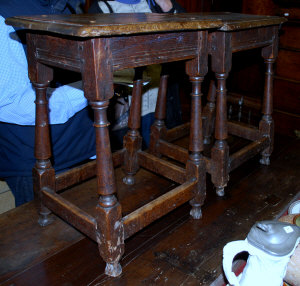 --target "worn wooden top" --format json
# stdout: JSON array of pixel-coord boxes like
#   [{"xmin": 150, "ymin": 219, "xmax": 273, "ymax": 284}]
[
  {"xmin": 5, "ymin": 13, "xmax": 222, "ymax": 37},
  {"xmin": 211, "ymin": 12, "xmax": 286, "ymax": 31},
  {"xmin": 5, "ymin": 12, "xmax": 286, "ymax": 37}
]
